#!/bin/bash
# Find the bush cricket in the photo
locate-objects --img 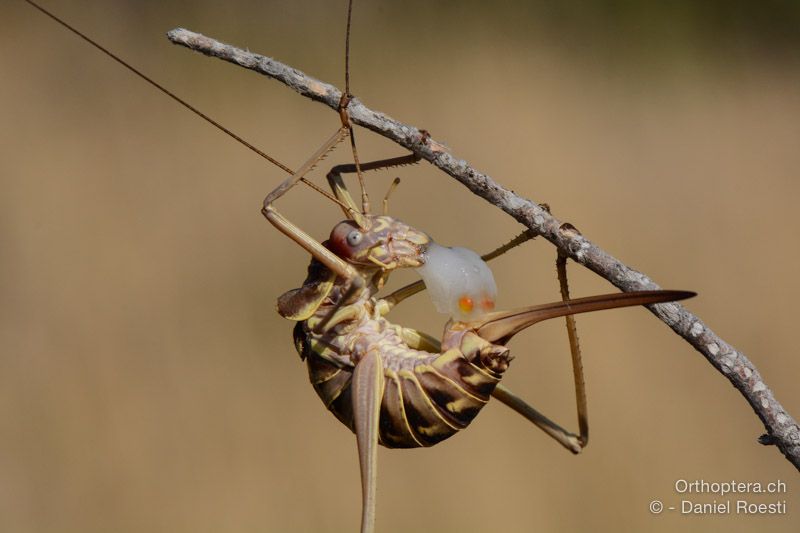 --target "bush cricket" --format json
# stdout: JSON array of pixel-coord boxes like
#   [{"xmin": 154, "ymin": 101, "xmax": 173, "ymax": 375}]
[{"xmin": 23, "ymin": 1, "xmax": 698, "ymax": 531}]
